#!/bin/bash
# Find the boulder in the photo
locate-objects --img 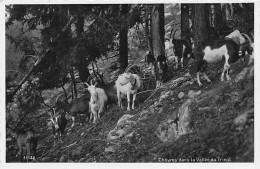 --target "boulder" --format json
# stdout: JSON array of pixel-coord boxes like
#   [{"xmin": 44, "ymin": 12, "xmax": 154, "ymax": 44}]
[
  {"xmin": 107, "ymin": 114, "xmax": 136, "ymax": 140},
  {"xmin": 178, "ymin": 92, "xmax": 185, "ymax": 99},
  {"xmin": 178, "ymin": 99, "xmax": 193, "ymax": 136},
  {"xmin": 235, "ymin": 66, "xmax": 254, "ymax": 83},
  {"xmin": 155, "ymin": 119, "xmax": 178, "ymax": 142},
  {"xmin": 234, "ymin": 109, "xmax": 254, "ymax": 127}
]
